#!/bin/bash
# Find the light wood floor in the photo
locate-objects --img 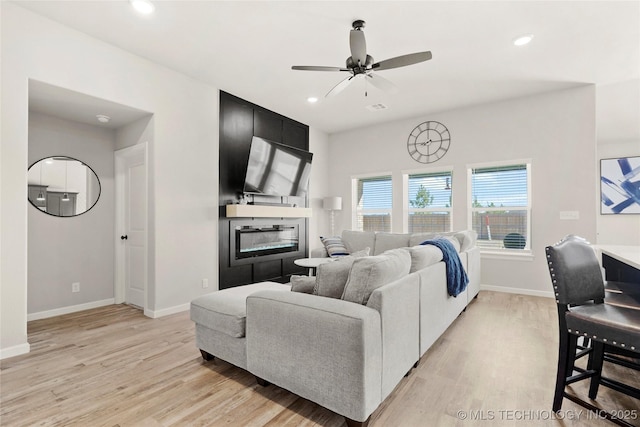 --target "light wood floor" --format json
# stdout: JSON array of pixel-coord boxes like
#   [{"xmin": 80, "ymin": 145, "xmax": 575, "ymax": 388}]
[{"xmin": 1, "ymin": 292, "xmax": 638, "ymax": 426}]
